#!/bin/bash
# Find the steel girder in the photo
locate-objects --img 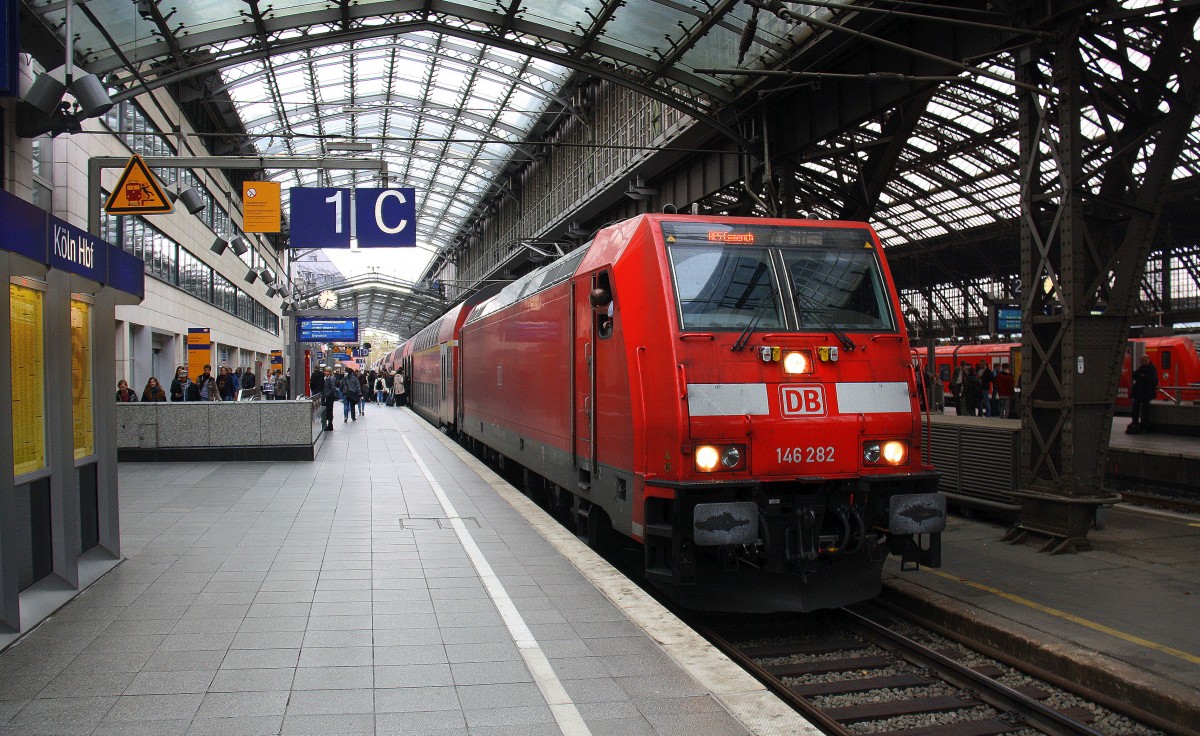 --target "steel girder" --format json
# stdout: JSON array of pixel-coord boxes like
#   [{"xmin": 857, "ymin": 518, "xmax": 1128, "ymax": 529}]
[{"xmin": 1013, "ymin": 6, "xmax": 1200, "ymax": 548}]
